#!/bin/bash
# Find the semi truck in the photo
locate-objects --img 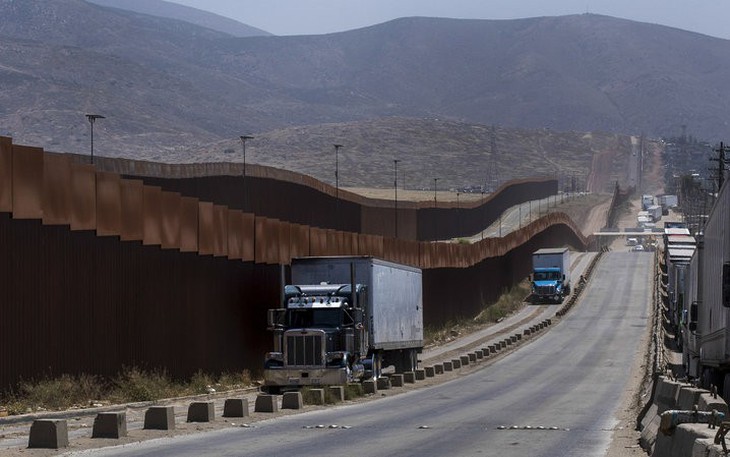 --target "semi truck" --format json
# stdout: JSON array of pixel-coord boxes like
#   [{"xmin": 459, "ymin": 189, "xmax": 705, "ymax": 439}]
[
  {"xmin": 531, "ymin": 248, "xmax": 571, "ymax": 304},
  {"xmin": 263, "ymin": 256, "xmax": 423, "ymax": 393}
]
